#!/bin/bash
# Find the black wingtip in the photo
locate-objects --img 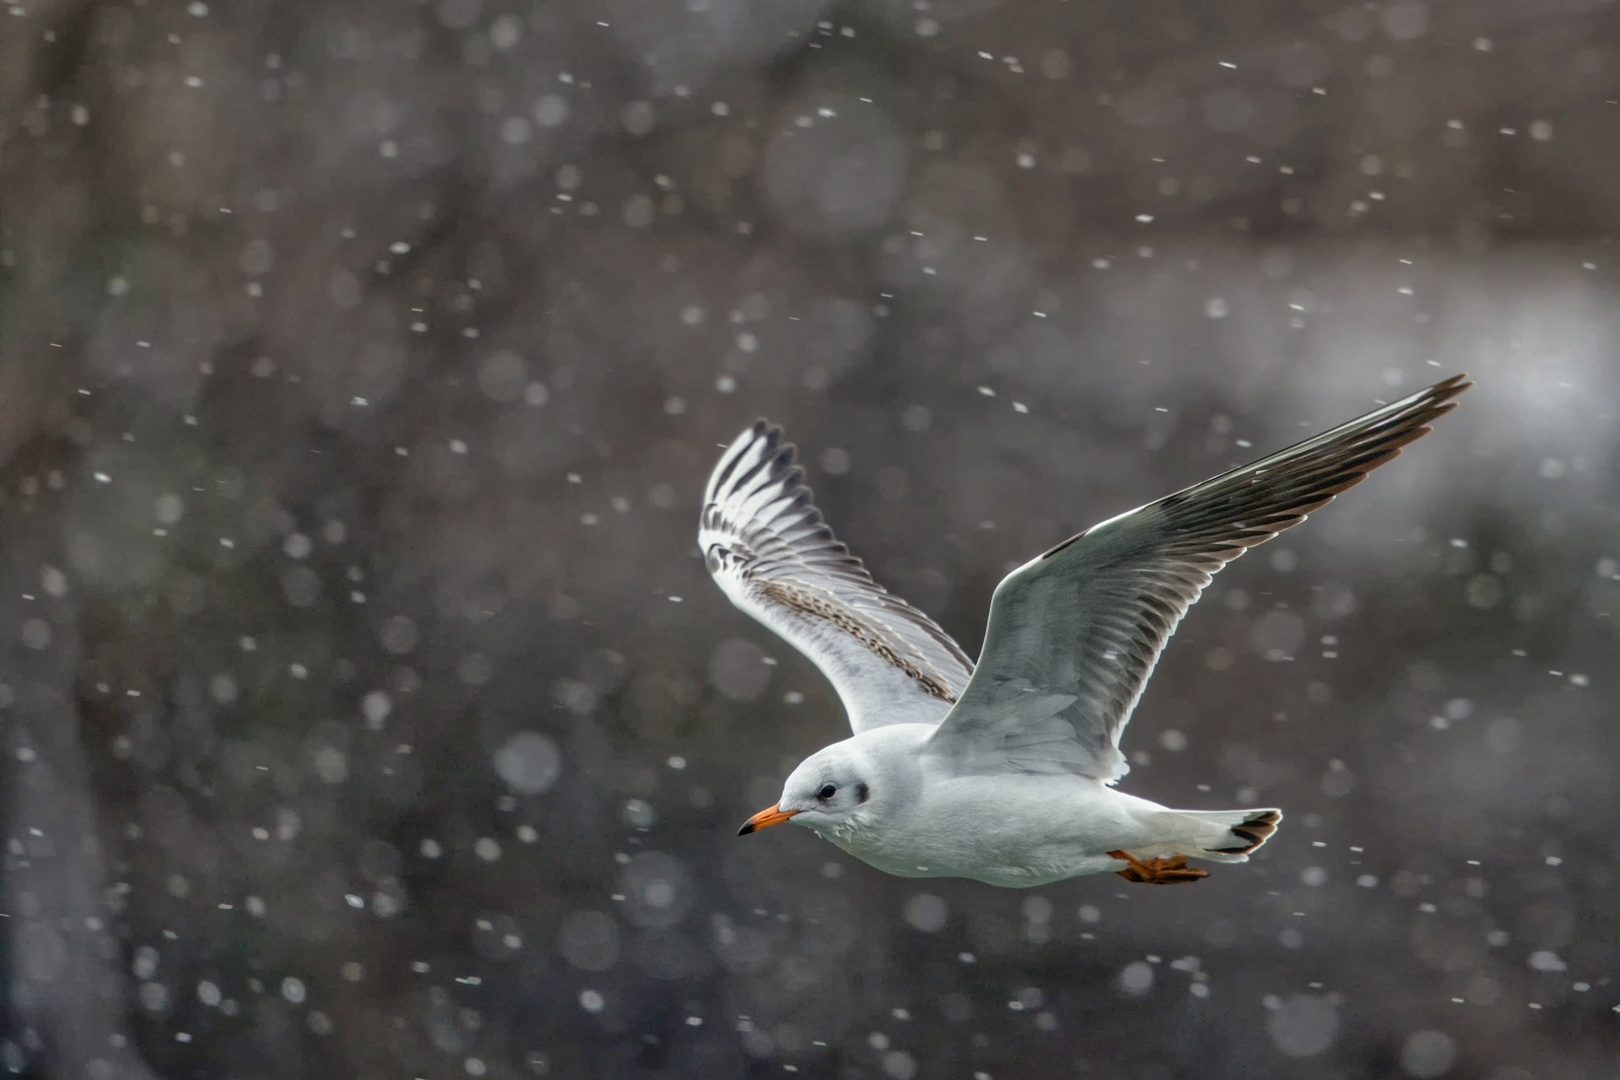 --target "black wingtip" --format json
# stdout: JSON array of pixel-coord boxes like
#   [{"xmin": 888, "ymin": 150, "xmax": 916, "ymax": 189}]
[
  {"xmin": 1430, "ymin": 372, "xmax": 1473, "ymax": 397},
  {"xmin": 1414, "ymin": 373, "xmax": 1472, "ymax": 413}
]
